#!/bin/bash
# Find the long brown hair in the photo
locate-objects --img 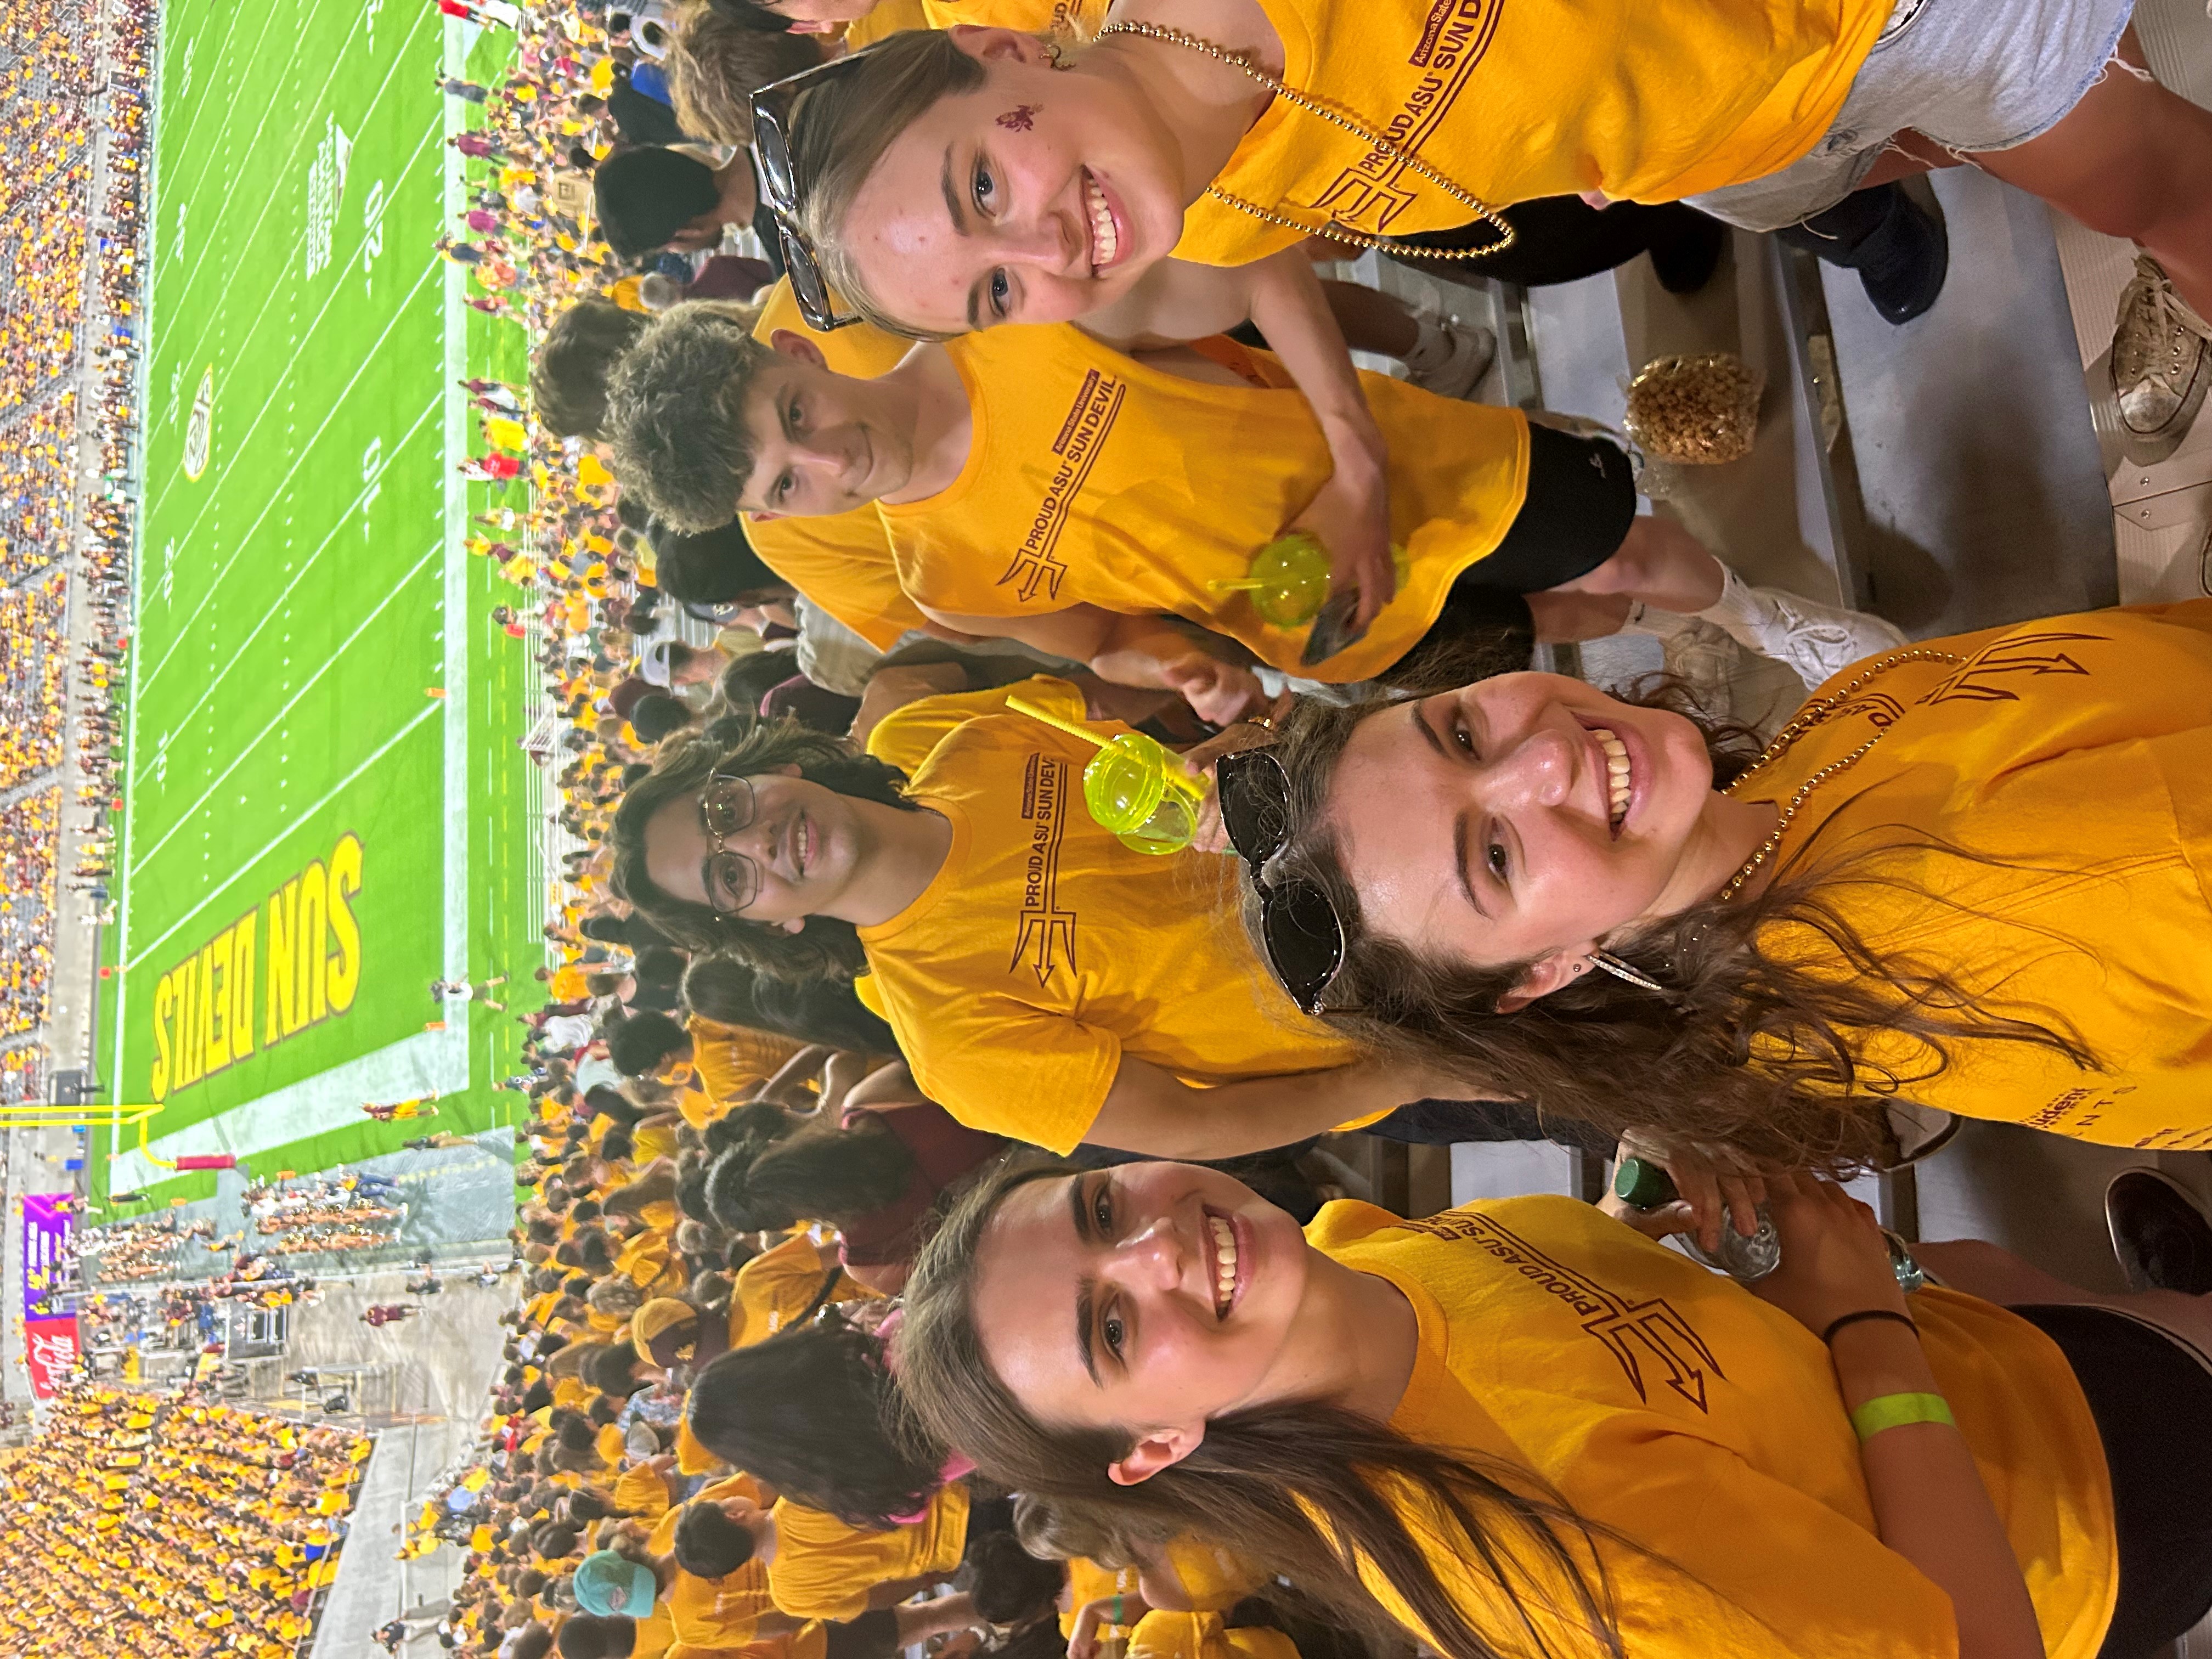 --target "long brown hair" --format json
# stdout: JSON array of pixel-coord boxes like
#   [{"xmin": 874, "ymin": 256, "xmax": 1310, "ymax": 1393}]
[
  {"xmin": 1259, "ymin": 674, "xmax": 2094, "ymax": 1171},
  {"xmin": 891, "ymin": 1158, "xmax": 1626, "ymax": 1659}
]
